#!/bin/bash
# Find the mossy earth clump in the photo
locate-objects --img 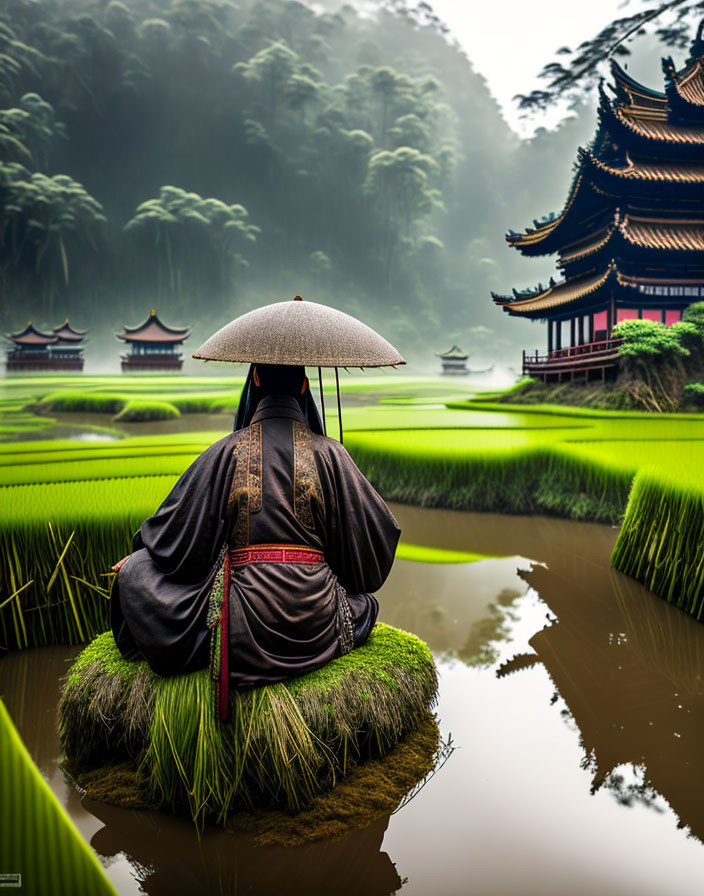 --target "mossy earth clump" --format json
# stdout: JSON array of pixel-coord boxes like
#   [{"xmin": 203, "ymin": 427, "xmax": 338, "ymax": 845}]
[{"xmin": 59, "ymin": 624, "xmax": 438, "ymax": 830}]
